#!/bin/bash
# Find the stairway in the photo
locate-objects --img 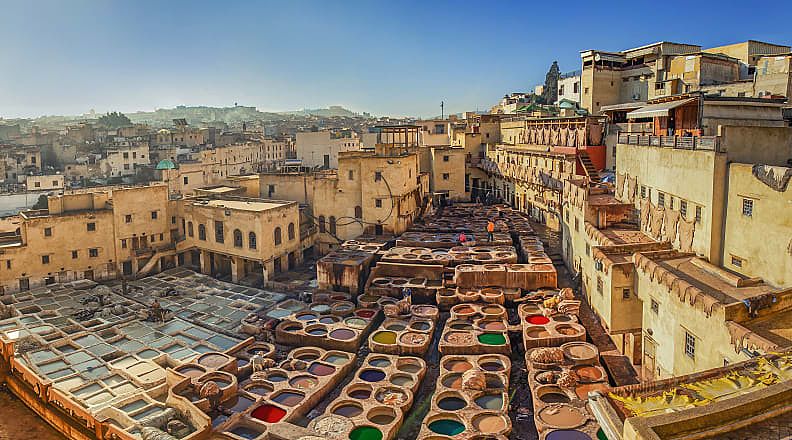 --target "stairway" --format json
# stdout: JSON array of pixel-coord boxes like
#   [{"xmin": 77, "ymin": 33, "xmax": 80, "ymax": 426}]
[{"xmin": 578, "ymin": 150, "xmax": 600, "ymax": 183}]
